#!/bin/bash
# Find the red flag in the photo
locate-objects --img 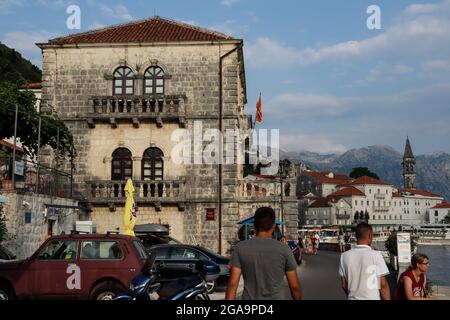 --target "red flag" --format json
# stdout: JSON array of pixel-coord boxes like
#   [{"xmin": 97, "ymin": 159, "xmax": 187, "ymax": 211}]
[{"xmin": 256, "ymin": 94, "xmax": 262, "ymax": 124}]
